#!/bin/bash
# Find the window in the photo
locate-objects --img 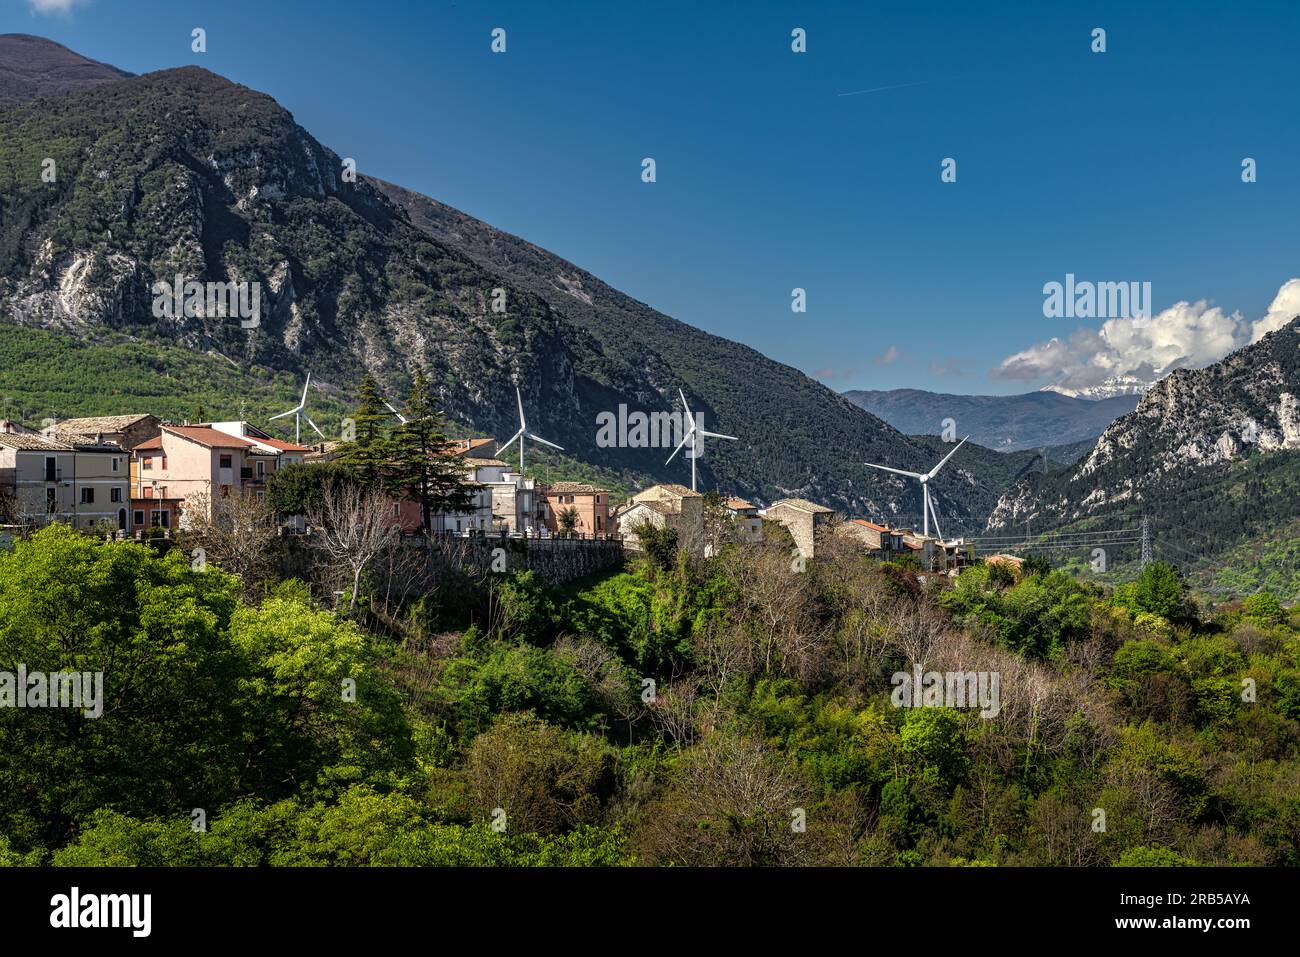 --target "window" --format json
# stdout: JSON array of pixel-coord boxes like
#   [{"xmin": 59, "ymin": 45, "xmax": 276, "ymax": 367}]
[
  {"xmin": 46, "ymin": 488, "xmax": 56, "ymax": 512},
  {"xmin": 219, "ymin": 454, "xmax": 233, "ymax": 469},
  {"xmin": 45, "ymin": 456, "xmax": 57, "ymax": 481},
  {"xmin": 80, "ymin": 487, "xmax": 94, "ymax": 504},
  {"xmin": 118, "ymin": 509, "xmax": 126, "ymax": 530},
  {"xmin": 110, "ymin": 487, "xmax": 122, "ymax": 503},
  {"xmin": 141, "ymin": 456, "xmax": 152, "ymax": 470},
  {"xmin": 256, "ymin": 460, "xmax": 265, "ymax": 478},
  {"xmin": 134, "ymin": 510, "xmax": 145, "ymax": 526},
  {"xmin": 111, "ymin": 458, "xmax": 119, "ymax": 472}
]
